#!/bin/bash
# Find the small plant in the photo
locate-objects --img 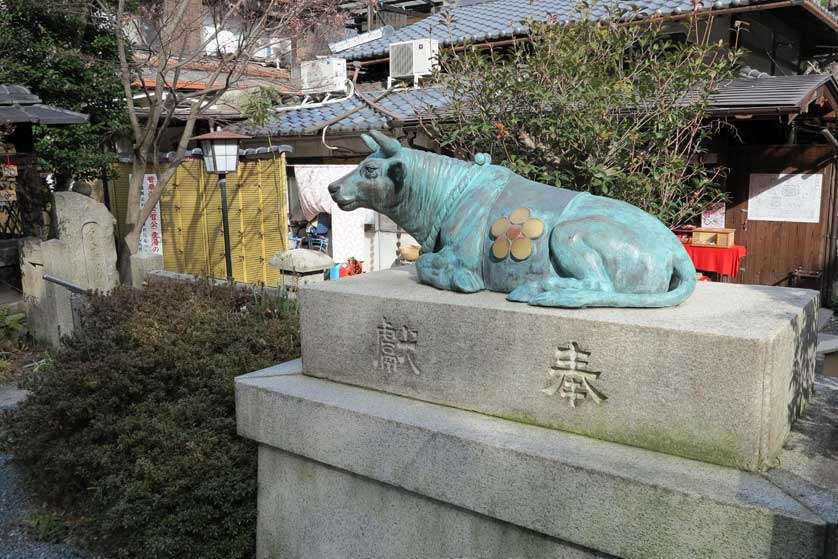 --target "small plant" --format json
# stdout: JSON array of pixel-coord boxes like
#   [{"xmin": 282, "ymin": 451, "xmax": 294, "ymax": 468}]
[
  {"xmin": 0, "ymin": 357, "xmax": 12, "ymax": 383},
  {"xmin": 243, "ymin": 86, "xmax": 280, "ymax": 128},
  {"xmin": 0, "ymin": 306, "xmax": 25, "ymax": 350},
  {"xmin": 24, "ymin": 511, "xmax": 68, "ymax": 543}
]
